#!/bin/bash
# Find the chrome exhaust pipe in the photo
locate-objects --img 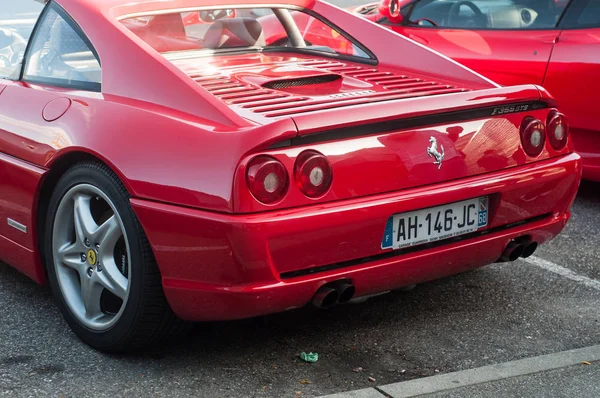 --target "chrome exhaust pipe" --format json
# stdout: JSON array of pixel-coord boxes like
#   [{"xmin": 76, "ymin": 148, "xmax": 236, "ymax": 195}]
[
  {"xmin": 312, "ymin": 286, "xmax": 340, "ymax": 309},
  {"xmin": 522, "ymin": 242, "xmax": 538, "ymax": 258},
  {"xmin": 497, "ymin": 241, "xmax": 525, "ymax": 262},
  {"xmin": 333, "ymin": 282, "xmax": 356, "ymax": 304}
]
